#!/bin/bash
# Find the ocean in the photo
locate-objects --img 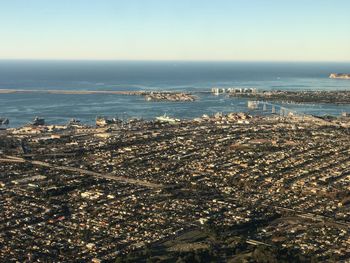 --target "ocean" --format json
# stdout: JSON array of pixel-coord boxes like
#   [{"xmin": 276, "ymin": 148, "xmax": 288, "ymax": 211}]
[{"xmin": 1, "ymin": 61, "xmax": 350, "ymax": 127}]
